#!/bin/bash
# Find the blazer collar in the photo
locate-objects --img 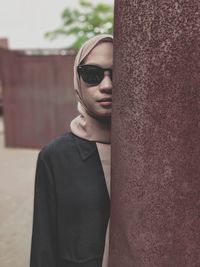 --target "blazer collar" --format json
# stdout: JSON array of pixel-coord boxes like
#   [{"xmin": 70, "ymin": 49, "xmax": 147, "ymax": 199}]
[{"xmin": 73, "ymin": 133, "xmax": 97, "ymax": 161}]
